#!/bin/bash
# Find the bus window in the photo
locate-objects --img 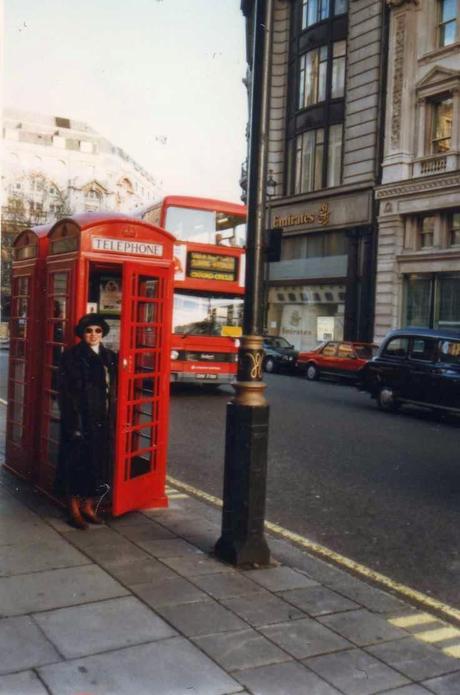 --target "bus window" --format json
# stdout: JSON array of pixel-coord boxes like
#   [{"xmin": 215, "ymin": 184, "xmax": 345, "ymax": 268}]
[{"xmin": 165, "ymin": 207, "xmax": 216, "ymax": 244}]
